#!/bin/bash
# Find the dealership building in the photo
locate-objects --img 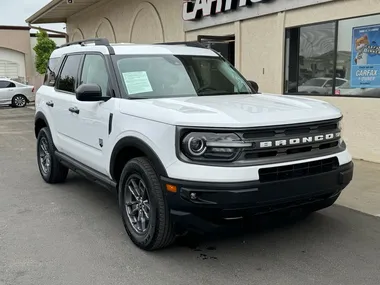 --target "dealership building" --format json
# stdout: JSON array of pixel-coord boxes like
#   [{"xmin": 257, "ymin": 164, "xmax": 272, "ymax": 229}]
[{"xmin": 27, "ymin": 0, "xmax": 380, "ymax": 163}]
